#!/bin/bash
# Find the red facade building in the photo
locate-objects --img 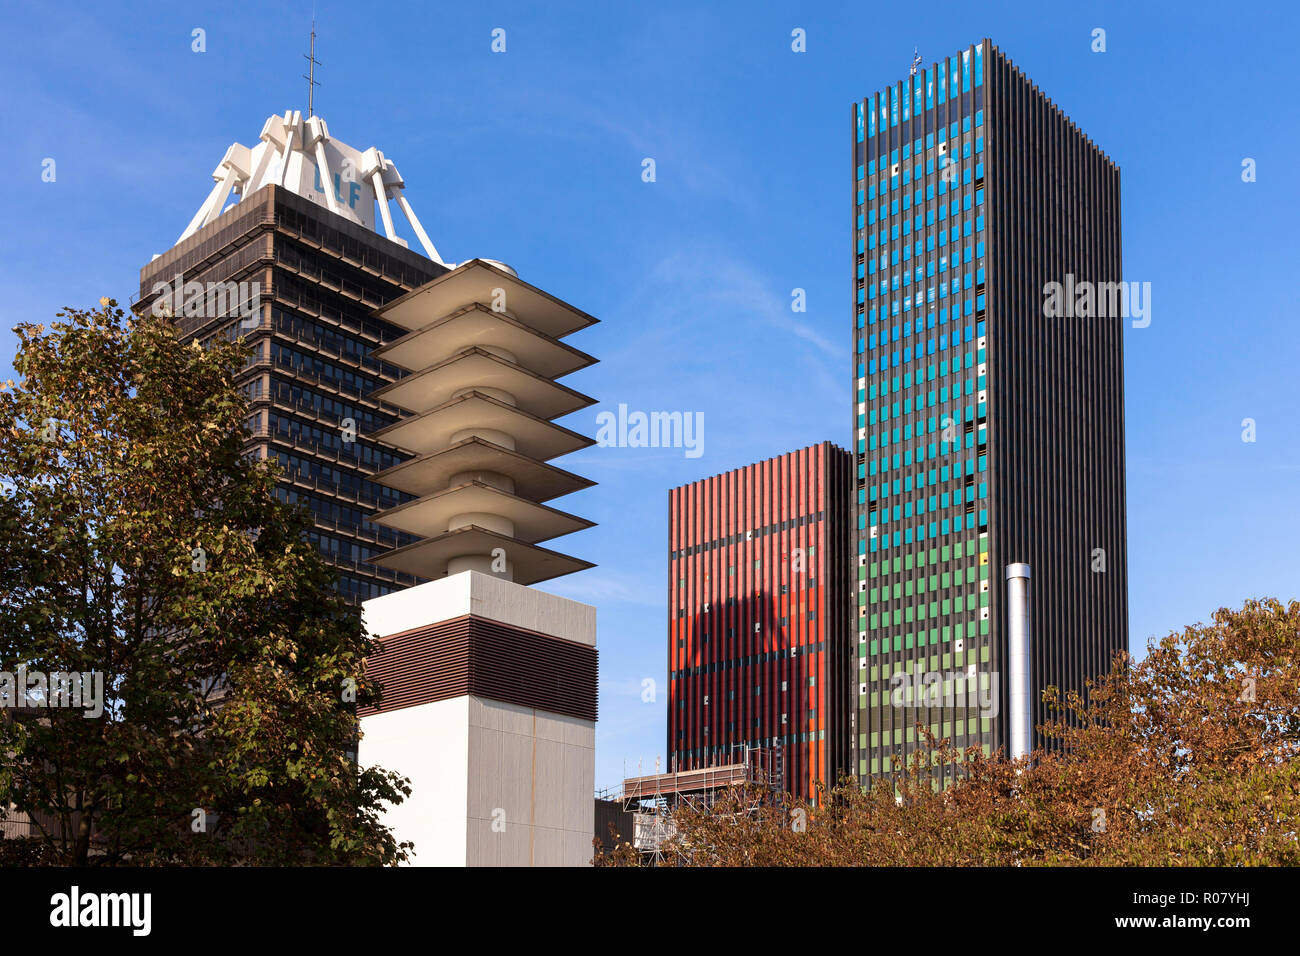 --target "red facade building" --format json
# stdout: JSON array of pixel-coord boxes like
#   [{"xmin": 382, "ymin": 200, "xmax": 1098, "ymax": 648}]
[{"xmin": 667, "ymin": 442, "xmax": 852, "ymax": 802}]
